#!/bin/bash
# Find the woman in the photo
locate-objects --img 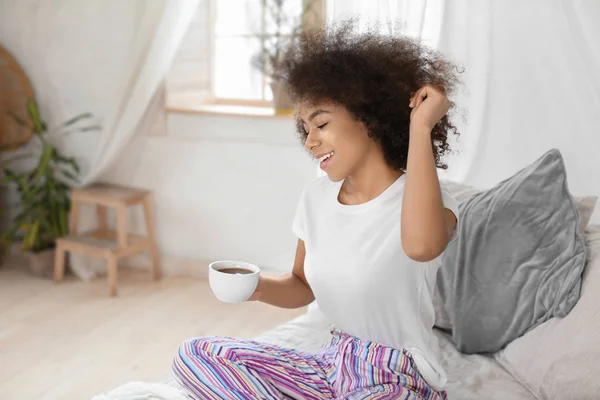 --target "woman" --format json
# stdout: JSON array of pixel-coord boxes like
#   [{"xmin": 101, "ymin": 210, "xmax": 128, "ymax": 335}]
[{"xmin": 173, "ymin": 22, "xmax": 461, "ymax": 400}]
